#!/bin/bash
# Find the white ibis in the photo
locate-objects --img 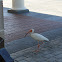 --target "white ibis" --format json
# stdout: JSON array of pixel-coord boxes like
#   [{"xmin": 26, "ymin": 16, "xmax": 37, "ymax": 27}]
[{"xmin": 25, "ymin": 29, "xmax": 49, "ymax": 52}]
